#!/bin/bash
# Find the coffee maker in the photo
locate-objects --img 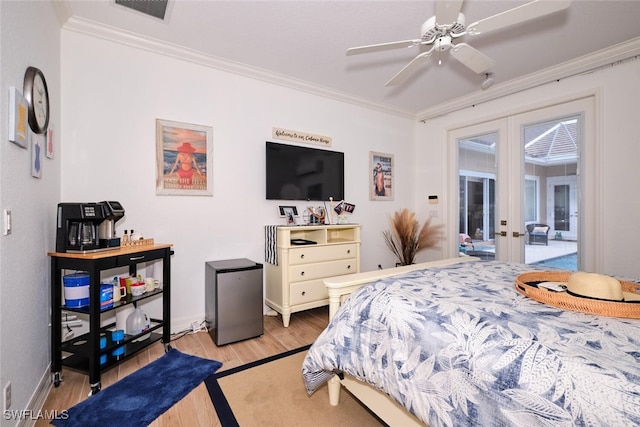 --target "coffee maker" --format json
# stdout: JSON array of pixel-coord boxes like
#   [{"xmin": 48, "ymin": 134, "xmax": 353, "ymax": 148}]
[{"xmin": 56, "ymin": 201, "xmax": 125, "ymax": 253}]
